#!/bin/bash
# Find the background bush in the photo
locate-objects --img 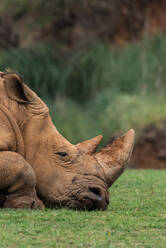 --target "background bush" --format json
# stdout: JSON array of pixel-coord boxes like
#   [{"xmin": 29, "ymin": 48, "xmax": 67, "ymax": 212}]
[{"xmin": 1, "ymin": 34, "xmax": 166, "ymax": 143}]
